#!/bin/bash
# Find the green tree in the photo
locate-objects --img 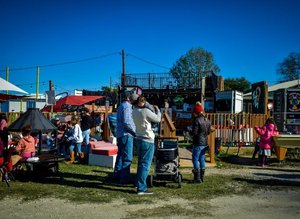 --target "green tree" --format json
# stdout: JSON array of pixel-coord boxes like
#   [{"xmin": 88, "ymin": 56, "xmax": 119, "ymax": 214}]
[
  {"xmin": 224, "ymin": 77, "xmax": 251, "ymax": 93},
  {"xmin": 170, "ymin": 47, "xmax": 220, "ymax": 88},
  {"xmin": 101, "ymin": 86, "xmax": 117, "ymax": 93},
  {"xmin": 277, "ymin": 52, "xmax": 300, "ymax": 82}
]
